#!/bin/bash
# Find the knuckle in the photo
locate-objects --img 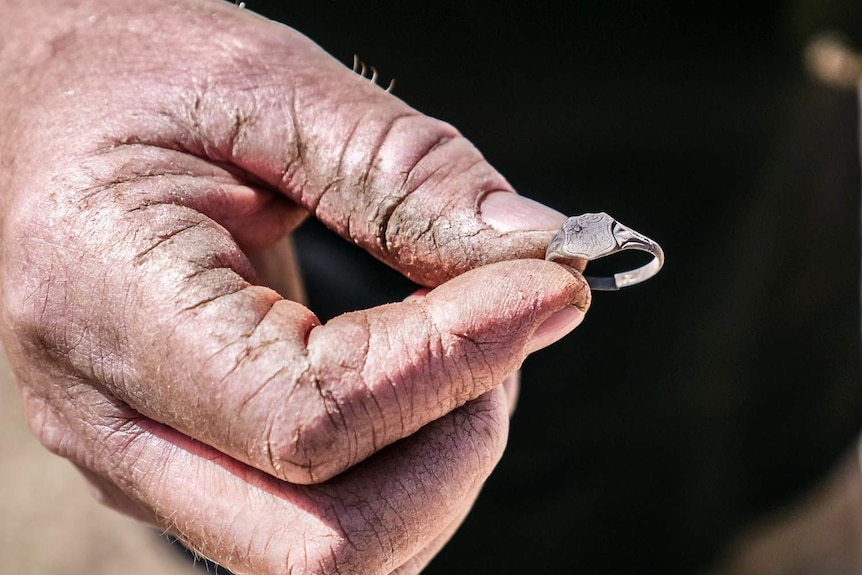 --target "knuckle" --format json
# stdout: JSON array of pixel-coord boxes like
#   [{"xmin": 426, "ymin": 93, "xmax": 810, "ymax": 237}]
[
  {"xmin": 267, "ymin": 367, "xmax": 352, "ymax": 485},
  {"xmin": 268, "ymin": 316, "xmax": 383, "ymax": 485}
]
